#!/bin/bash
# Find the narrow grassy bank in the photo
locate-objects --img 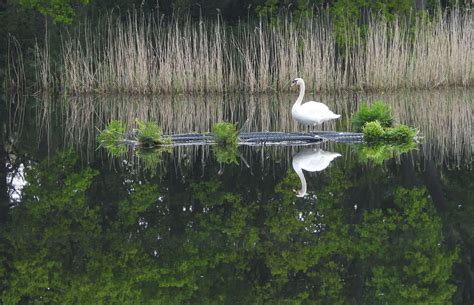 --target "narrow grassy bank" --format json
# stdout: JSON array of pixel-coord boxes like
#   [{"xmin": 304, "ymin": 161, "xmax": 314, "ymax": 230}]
[{"xmin": 39, "ymin": 7, "xmax": 473, "ymax": 94}]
